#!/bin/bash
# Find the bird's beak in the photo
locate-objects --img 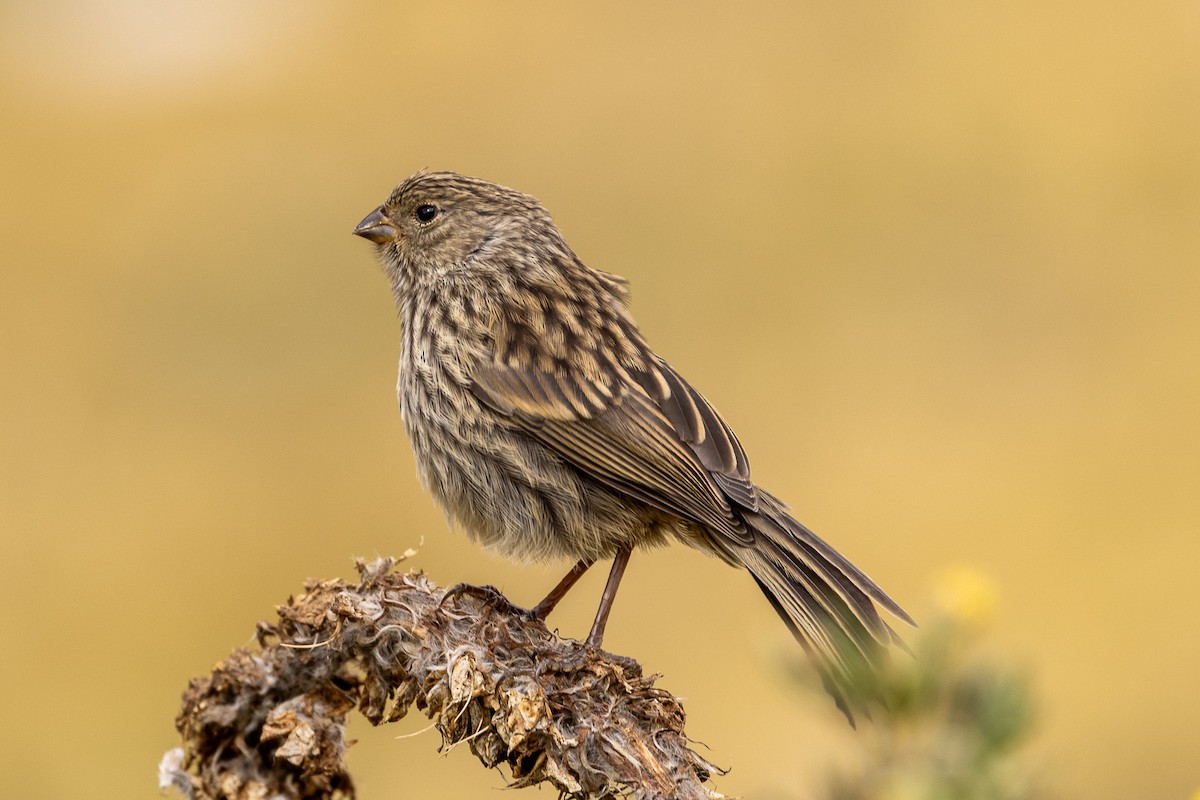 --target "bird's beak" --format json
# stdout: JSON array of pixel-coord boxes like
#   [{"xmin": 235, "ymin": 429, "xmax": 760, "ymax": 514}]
[{"xmin": 353, "ymin": 206, "xmax": 400, "ymax": 244}]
